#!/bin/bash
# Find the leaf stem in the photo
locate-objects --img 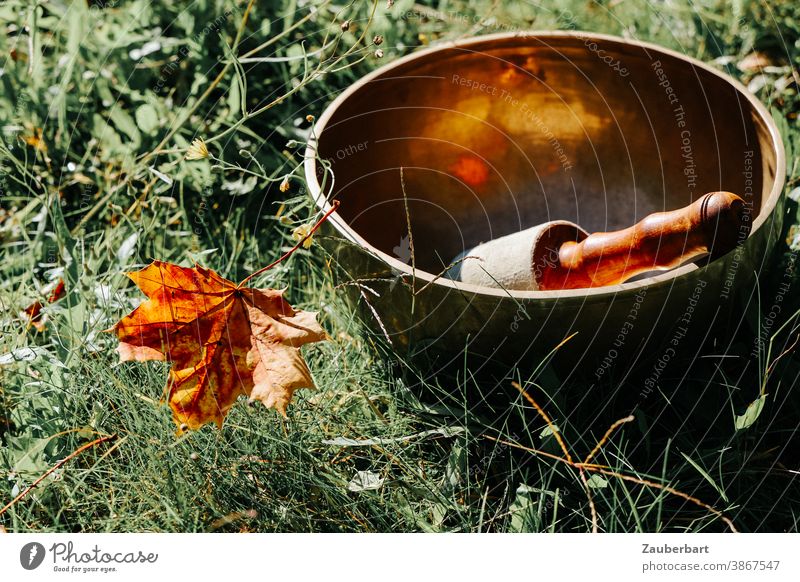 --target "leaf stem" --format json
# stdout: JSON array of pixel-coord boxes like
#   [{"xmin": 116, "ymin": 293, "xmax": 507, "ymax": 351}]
[
  {"xmin": 0, "ymin": 434, "xmax": 116, "ymax": 519},
  {"xmin": 238, "ymin": 200, "xmax": 340, "ymax": 287}
]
